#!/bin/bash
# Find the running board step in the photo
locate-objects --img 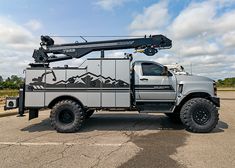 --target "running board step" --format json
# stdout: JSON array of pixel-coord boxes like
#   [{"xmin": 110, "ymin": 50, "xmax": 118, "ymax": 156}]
[
  {"xmin": 139, "ymin": 110, "xmax": 173, "ymax": 113},
  {"xmin": 136, "ymin": 102, "xmax": 175, "ymax": 113}
]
